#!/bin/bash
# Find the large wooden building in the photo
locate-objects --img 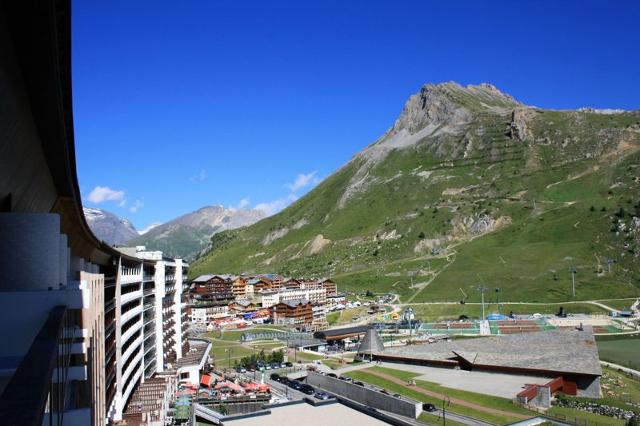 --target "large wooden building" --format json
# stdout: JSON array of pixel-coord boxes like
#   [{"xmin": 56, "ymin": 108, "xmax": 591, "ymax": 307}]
[{"xmin": 272, "ymin": 299, "xmax": 313, "ymax": 326}]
